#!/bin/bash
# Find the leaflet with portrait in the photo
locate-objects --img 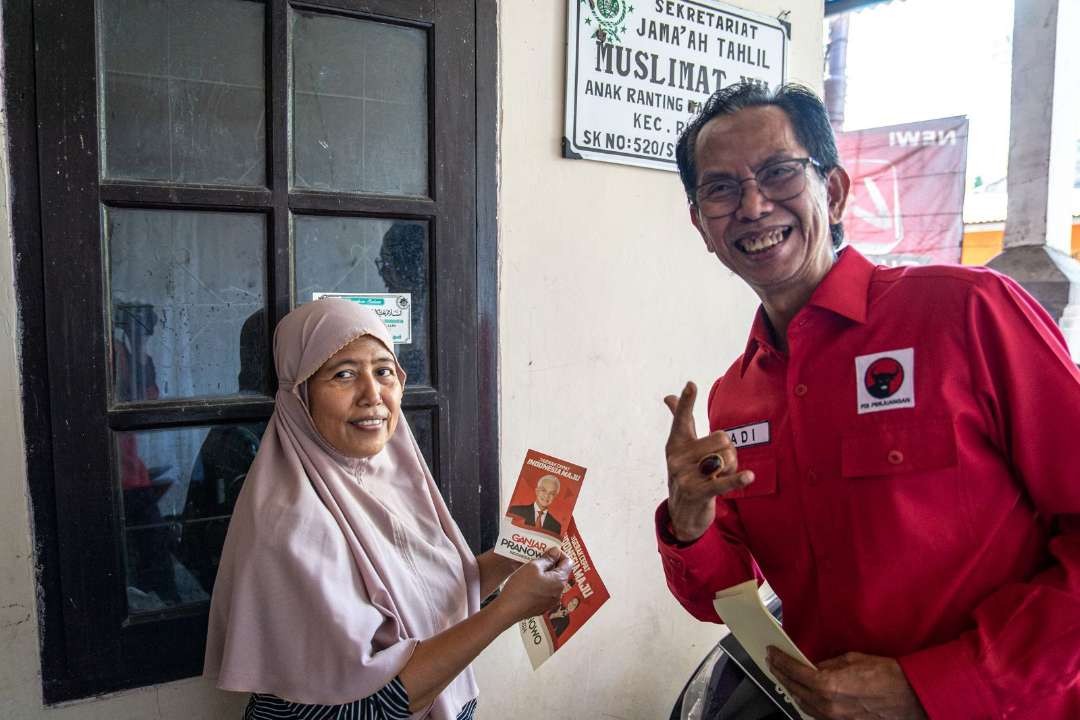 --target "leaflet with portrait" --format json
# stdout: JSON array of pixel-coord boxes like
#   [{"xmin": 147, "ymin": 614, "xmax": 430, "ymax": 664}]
[
  {"xmin": 494, "ymin": 449, "xmax": 586, "ymax": 562},
  {"xmin": 518, "ymin": 518, "xmax": 609, "ymax": 669}
]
